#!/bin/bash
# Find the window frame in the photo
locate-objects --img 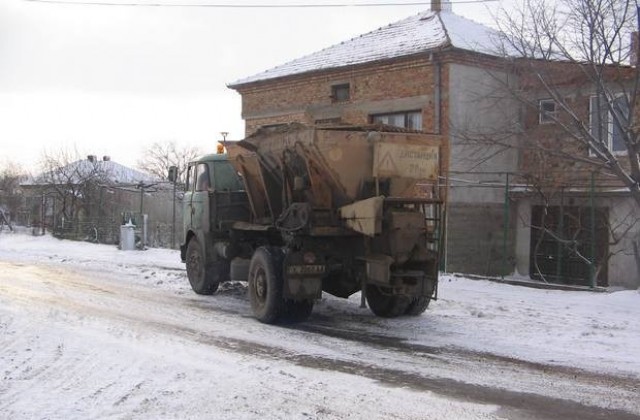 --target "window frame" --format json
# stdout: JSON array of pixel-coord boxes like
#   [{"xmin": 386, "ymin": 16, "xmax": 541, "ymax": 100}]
[
  {"xmin": 370, "ymin": 110, "xmax": 423, "ymax": 130},
  {"xmin": 589, "ymin": 93, "xmax": 629, "ymax": 156},
  {"xmin": 195, "ymin": 163, "xmax": 211, "ymax": 192},
  {"xmin": 538, "ymin": 98, "xmax": 557, "ymax": 124},
  {"xmin": 331, "ymin": 83, "xmax": 350, "ymax": 103}
]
